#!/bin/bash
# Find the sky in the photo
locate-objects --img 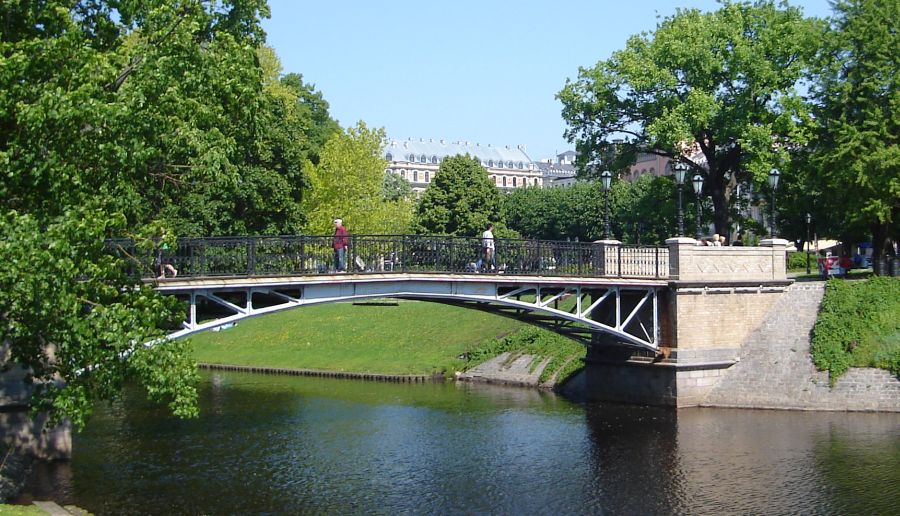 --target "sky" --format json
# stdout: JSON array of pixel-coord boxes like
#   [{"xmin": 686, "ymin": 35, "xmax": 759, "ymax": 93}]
[{"xmin": 262, "ymin": 0, "xmax": 835, "ymax": 161}]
